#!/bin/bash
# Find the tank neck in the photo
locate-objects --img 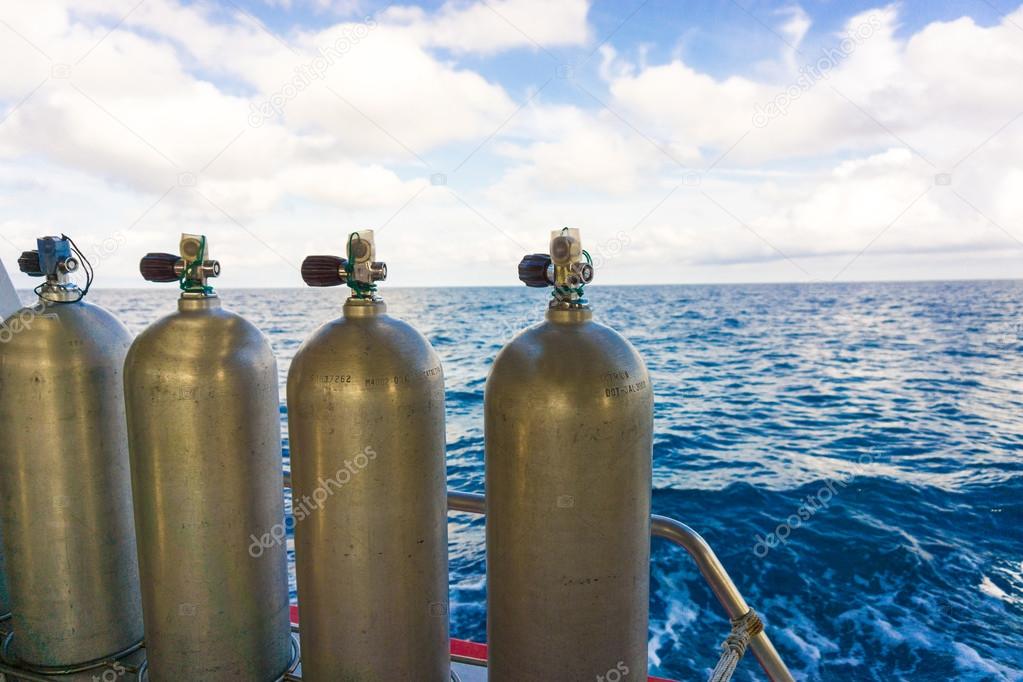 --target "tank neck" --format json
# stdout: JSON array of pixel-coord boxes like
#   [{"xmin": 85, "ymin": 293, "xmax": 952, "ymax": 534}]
[
  {"xmin": 36, "ymin": 284, "xmax": 83, "ymax": 304},
  {"xmin": 178, "ymin": 293, "xmax": 222, "ymax": 312},
  {"xmin": 343, "ymin": 297, "xmax": 387, "ymax": 318},
  {"xmin": 546, "ymin": 306, "xmax": 593, "ymax": 324}
]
